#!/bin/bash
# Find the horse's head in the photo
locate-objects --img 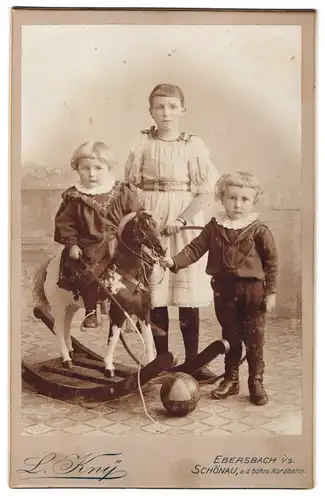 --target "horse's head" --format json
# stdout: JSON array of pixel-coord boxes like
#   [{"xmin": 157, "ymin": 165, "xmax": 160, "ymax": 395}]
[
  {"xmin": 133, "ymin": 210, "xmax": 166, "ymax": 259},
  {"xmin": 117, "ymin": 210, "xmax": 166, "ymax": 261}
]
